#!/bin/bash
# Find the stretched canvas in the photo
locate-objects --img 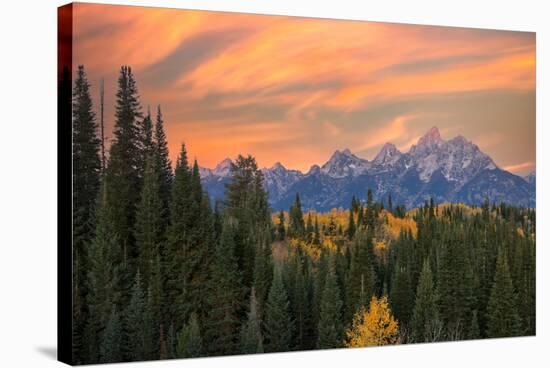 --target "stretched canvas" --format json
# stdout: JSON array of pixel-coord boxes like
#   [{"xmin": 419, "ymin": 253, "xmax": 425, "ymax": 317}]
[{"xmin": 58, "ymin": 2, "xmax": 536, "ymax": 365}]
